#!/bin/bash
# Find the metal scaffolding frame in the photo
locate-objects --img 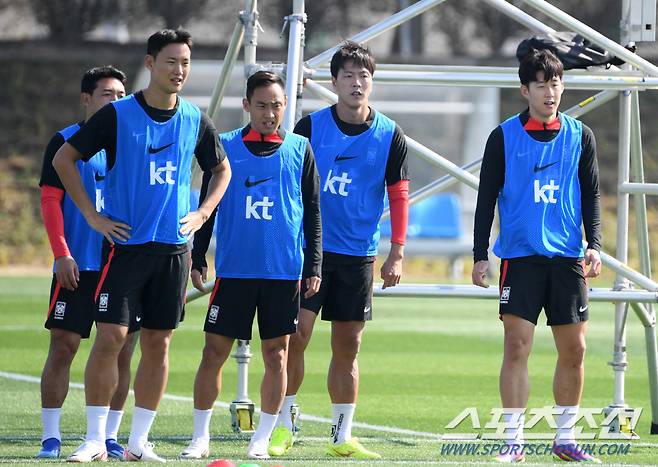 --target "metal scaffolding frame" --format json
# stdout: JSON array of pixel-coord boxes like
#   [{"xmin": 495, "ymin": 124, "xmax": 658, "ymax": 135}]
[{"xmin": 187, "ymin": 0, "xmax": 658, "ymax": 435}]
